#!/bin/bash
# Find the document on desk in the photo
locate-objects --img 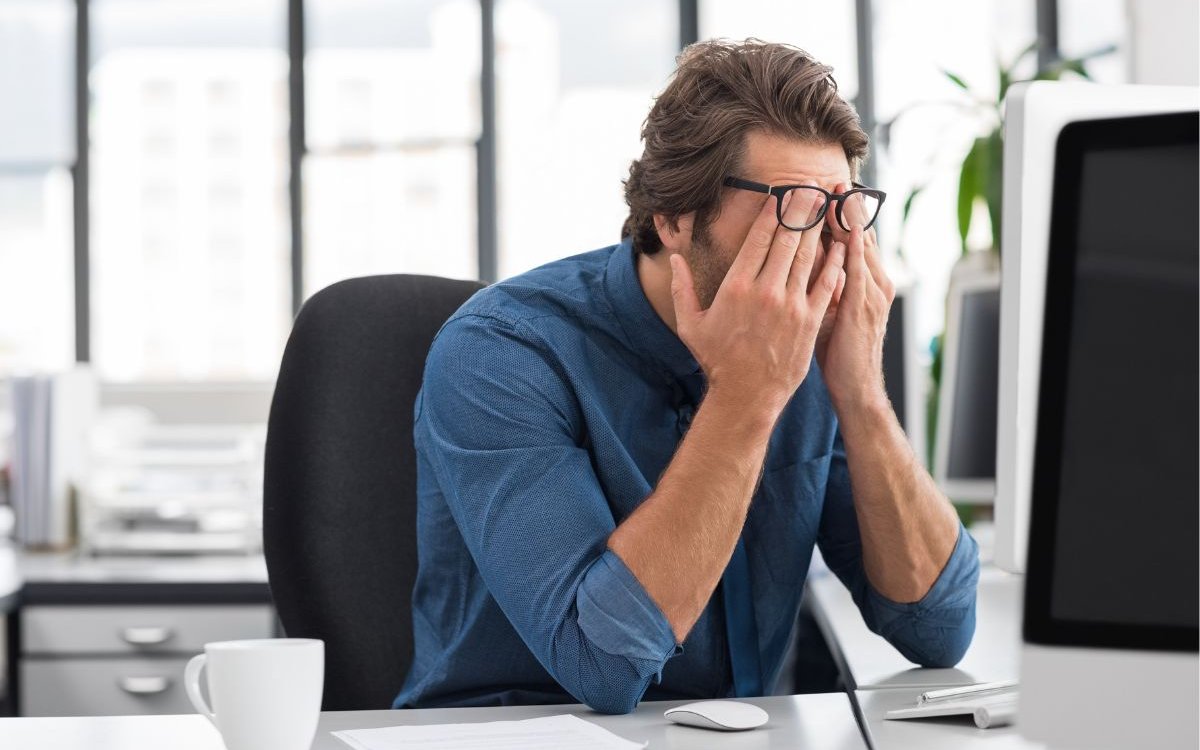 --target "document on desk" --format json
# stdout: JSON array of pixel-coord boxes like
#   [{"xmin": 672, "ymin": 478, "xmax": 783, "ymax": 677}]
[{"xmin": 332, "ymin": 714, "xmax": 647, "ymax": 750}]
